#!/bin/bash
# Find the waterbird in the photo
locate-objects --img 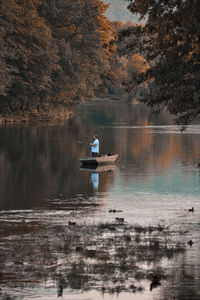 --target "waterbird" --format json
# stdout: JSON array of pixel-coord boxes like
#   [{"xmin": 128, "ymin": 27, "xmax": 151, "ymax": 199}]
[
  {"xmin": 108, "ymin": 209, "xmax": 123, "ymax": 213},
  {"xmin": 188, "ymin": 240, "xmax": 193, "ymax": 247},
  {"xmin": 109, "ymin": 209, "xmax": 116, "ymax": 213},
  {"xmin": 68, "ymin": 221, "xmax": 76, "ymax": 226},
  {"xmin": 149, "ymin": 274, "xmax": 161, "ymax": 291},
  {"xmin": 115, "ymin": 217, "xmax": 124, "ymax": 223},
  {"xmin": 180, "ymin": 125, "xmax": 187, "ymax": 132},
  {"xmin": 188, "ymin": 207, "xmax": 194, "ymax": 212},
  {"xmin": 150, "ymin": 280, "xmax": 161, "ymax": 291}
]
